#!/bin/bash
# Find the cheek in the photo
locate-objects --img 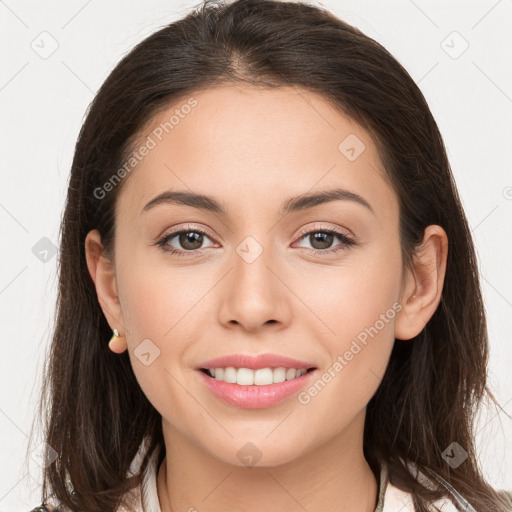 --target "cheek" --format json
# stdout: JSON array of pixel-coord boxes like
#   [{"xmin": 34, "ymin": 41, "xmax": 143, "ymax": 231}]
[
  {"xmin": 298, "ymin": 241, "xmax": 402, "ymax": 340},
  {"xmin": 114, "ymin": 256, "xmax": 210, "ymax": 410},
  {"xmin": 296, "ymin": 243, "xmax": 401, "ymax": 398},
  {"xmin": 119, "ymin": 271, "xmax": 187, "ymax": 422},
  {"xmin": 298, "ymin": 298, "xmax": 398, "ymax": 429},
  {"xmin": 116, "ymin": 251, "xmax": 203, "ymax": 339}
]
